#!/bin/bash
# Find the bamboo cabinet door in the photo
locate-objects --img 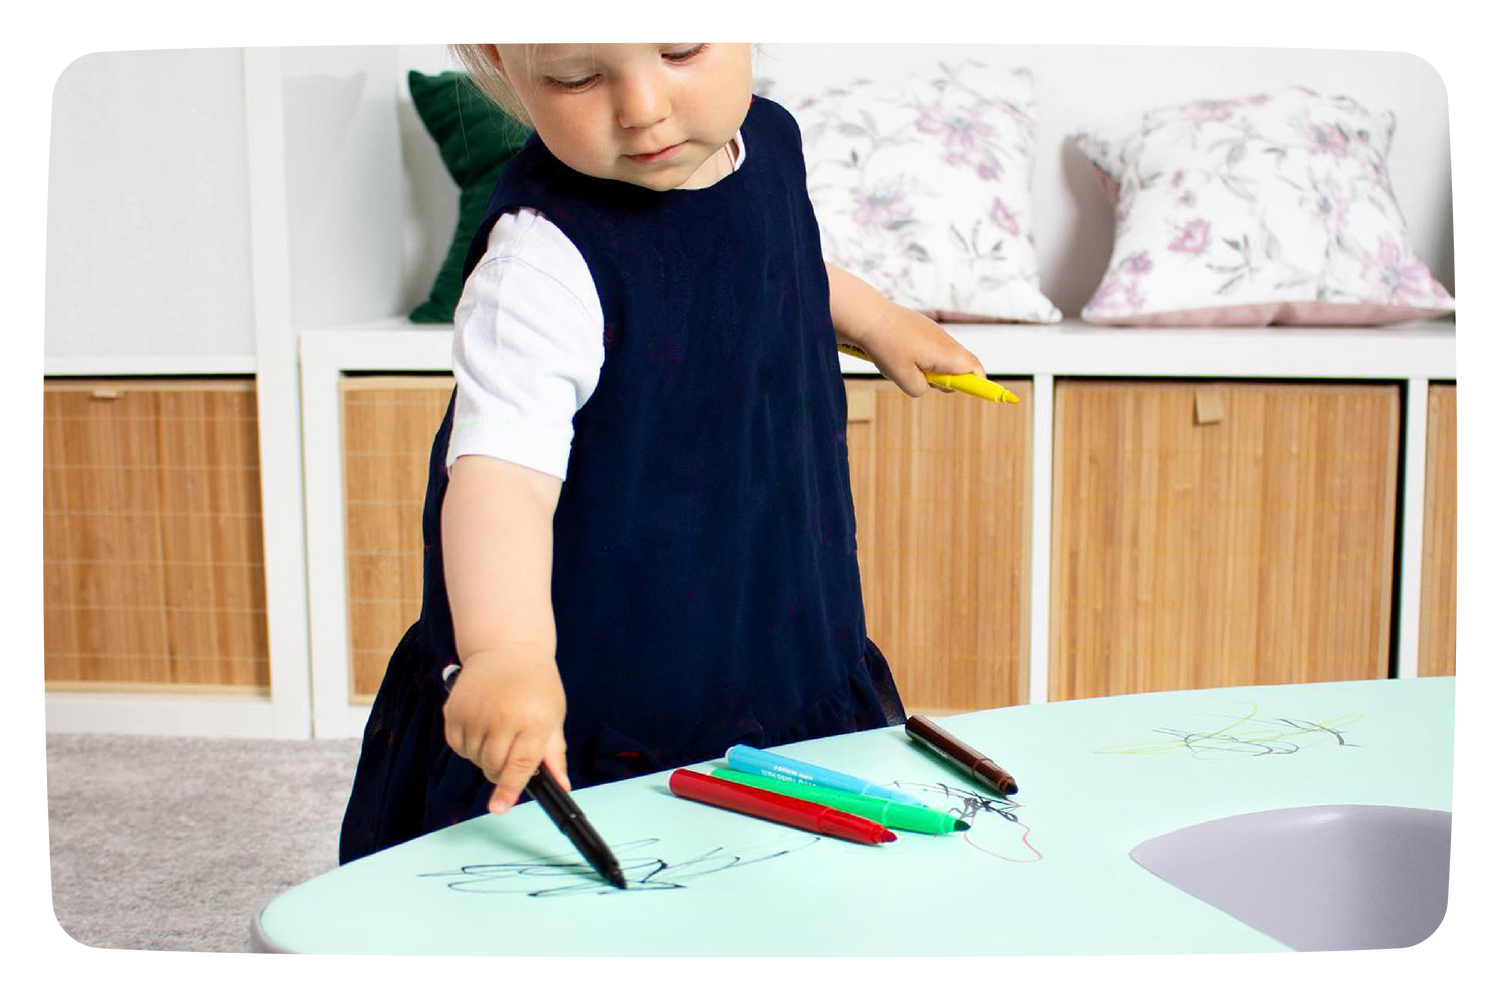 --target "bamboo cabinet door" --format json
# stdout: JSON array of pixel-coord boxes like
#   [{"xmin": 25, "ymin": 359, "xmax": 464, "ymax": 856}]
[
  {"xmin": 1049, "ymin": 380, "xmax": 1400, "ymax": 701},
  {"xmin": 1419, "ymin": 383, "xmax": 1456, "ymax": 676},
  {"xmin": 844, "ymin": 379, "xmax": 1032, "ymax": 716},
  {"xmin": 43, "ymin": 379, "xmax": 269, "ymax": 692},
  {"xmin": 340, "ymin": 376, "xmax": 455, "ymax": 702}
]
